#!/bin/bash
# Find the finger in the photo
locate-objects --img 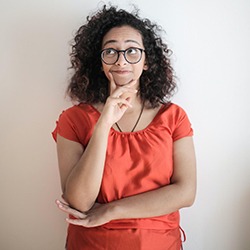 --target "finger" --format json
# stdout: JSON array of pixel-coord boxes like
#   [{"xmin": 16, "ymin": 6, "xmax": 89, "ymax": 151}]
[
  {"xmin": 55, "ymin": 199, "xmax": 68, "ymax": 207},
  {"xmin": 66, "ymin": 218, "xmax": 86, "ymax": 226},
  {"xmin": 66, "ymin": 218, "xmax": 100, "ymax": 228},
  {"xmin": 55, "ymin": 200, "xmax": 85, "ymax": 219},
  {"xmin": 57, "ymin": 196, "xmax": 69, "ymax": 206},
  {"xmin": 108, "ymin": 72, "xmax": 116, "ymax": 95},
  {"xmin": 108, "ymin": 97, "xmax": 133, "ymax": 108},
  {"xmin": 111, "ymin": 86, "xmax": 137, "ymax": 99},
  {"xmin": 56, "ymin": 199, "xmax": 68, "ymax": 206}
]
